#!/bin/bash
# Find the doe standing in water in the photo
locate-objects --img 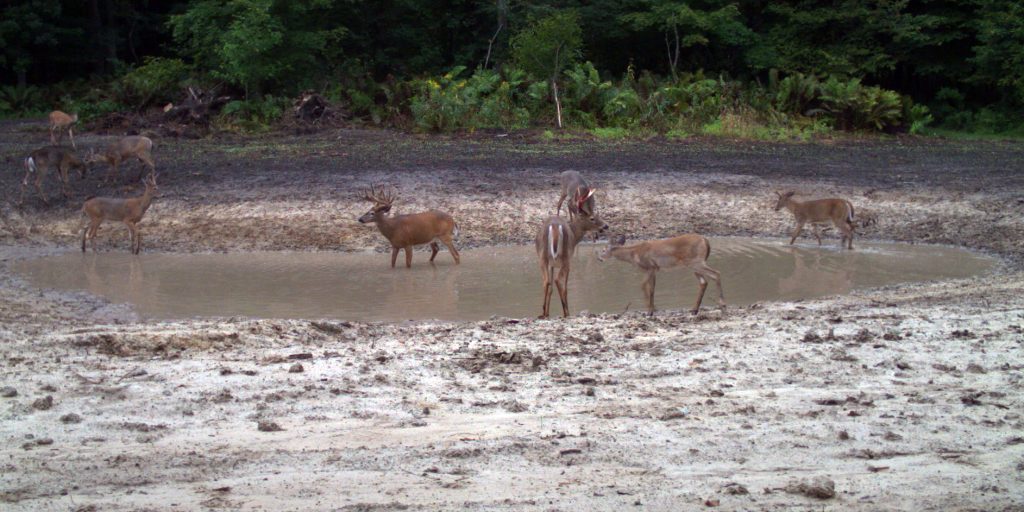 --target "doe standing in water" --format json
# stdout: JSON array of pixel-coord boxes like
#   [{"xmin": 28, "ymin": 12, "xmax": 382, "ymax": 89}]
[
  {"xmin": 358, "ymin": 185, "xmax": 461, "ymax": 268},
  {"xmin": 774, "ymin": 191, "xmax": 856, "ymax": 249},
  {"xmin": 599, "ymin": 234, "xmax": 726, "ymax": 316},
  {"xmin": 535, "ymin": 211, "xmax": 609, "ymax": 318},
  {"xmin": 81, "ymin": 173, "xmax": 159, "ymax": 254}
]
